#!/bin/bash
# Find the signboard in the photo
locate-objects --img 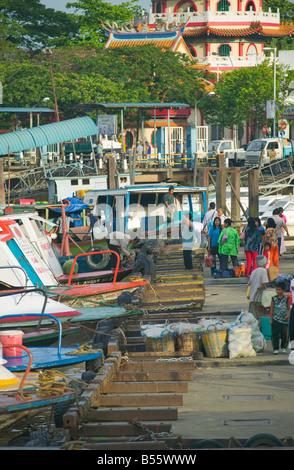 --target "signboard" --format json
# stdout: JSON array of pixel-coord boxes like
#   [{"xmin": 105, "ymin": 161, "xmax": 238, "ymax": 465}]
[
  {"xmin": 97, "ymin": 115, "xmax": 117, "ymax": 135},
  {"xmin": 266, "ymin": 100, "xmax": 275, "ymax": 119},
  {"xmin": 279, "ymin": 121, "xmax": 287, "ymax": 130}
]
